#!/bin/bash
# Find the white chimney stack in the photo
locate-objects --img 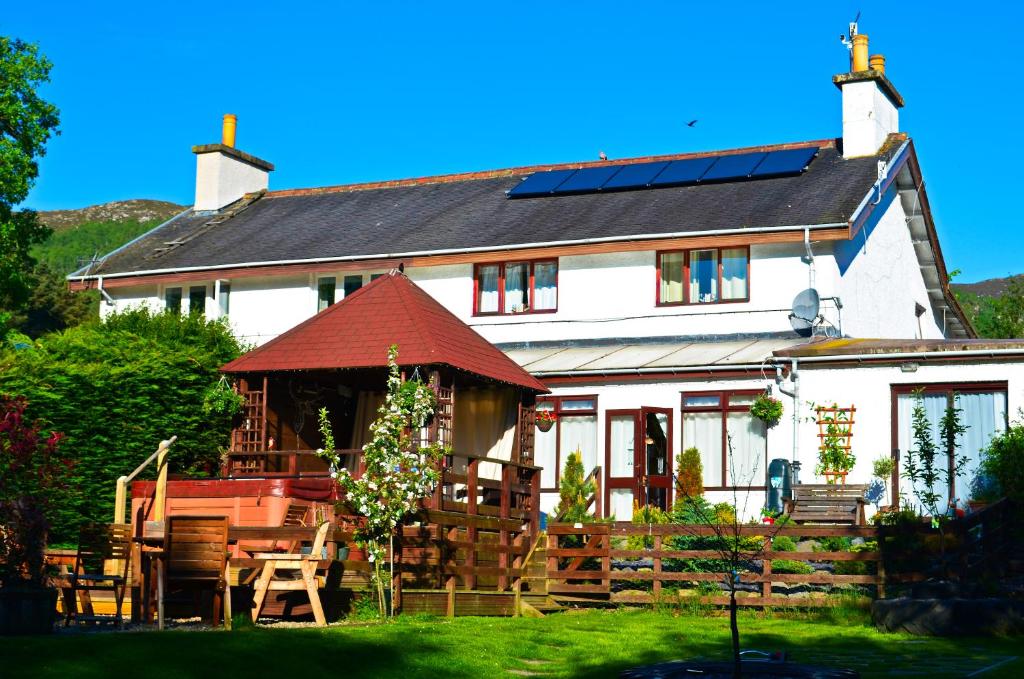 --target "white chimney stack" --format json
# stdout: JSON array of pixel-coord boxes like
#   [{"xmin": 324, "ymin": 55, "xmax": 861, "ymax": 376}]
[
  {"xmin": 192, "ymin": 114, "xmax": 274, "ymax": 211},
  {"xmin": 833, "ymin": 31, "xmax": 904, "ymax": 158}
]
